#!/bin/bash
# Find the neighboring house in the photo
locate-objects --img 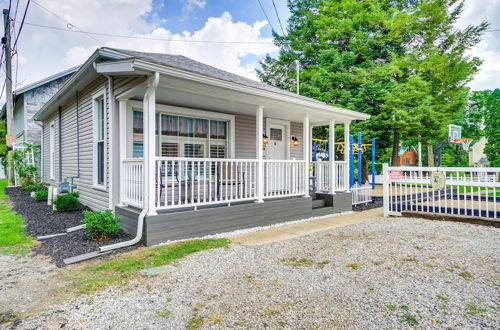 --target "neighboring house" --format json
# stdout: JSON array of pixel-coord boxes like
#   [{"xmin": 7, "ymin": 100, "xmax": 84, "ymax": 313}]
[
  {"xmin": 0, "ymin": 66, "xmax": 79, "ymax": 145},
  {"xmin": 469, "ymin": 137, "xmax": 489, "ymax": 167},
  {"xmin": 397, "ymin": 146, "xmax": 418, "ymax": 166},
  {"xmin": 33, "ymin": 47, "xmax": 369, "ymax": 245}
]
